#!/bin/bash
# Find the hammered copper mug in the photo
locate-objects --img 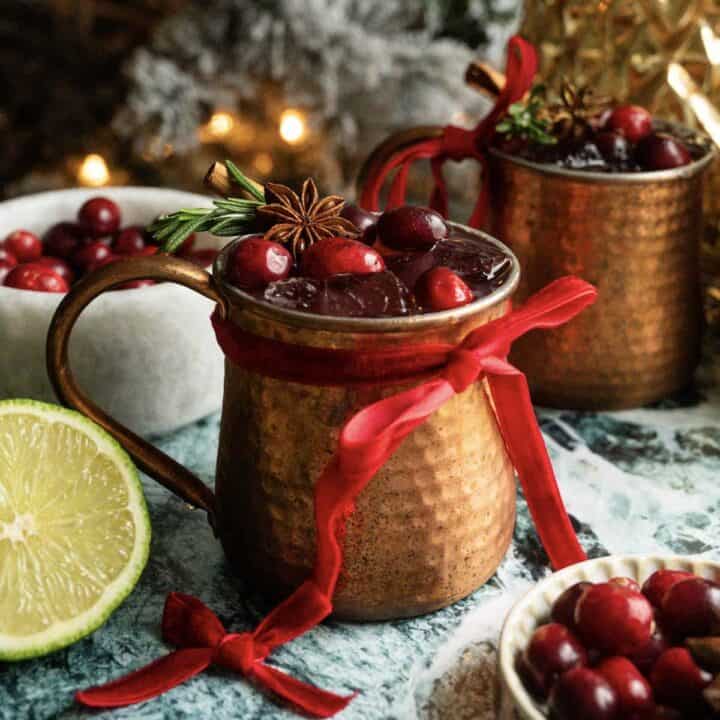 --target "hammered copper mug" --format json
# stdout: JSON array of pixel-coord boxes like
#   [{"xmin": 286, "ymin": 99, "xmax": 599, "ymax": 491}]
[
  {"xmin": 46, "ymin": 225, "xmax": 520, "ymax": 621},
  {"xmin": 360, "ymin": 124, "xmax": 715, "ymax": 410}
]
